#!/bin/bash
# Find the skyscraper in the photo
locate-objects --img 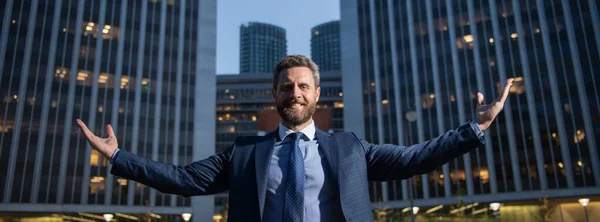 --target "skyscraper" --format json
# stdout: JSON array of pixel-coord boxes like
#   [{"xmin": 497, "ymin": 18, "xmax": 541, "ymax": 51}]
[
  {"xmin": 239, "ymin": 22, "xmax": 287, "ymax": 73},
  {"xmin": 341, "ymin": 0, "xmax": 599, "ymax": 219},
  {"xmin": 0, "ymin": 0, "xmax": 216, "ymax": 221},
  {"xmin": 311, "ymin": 20, "xmax": 341, "ymax": 72}
]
